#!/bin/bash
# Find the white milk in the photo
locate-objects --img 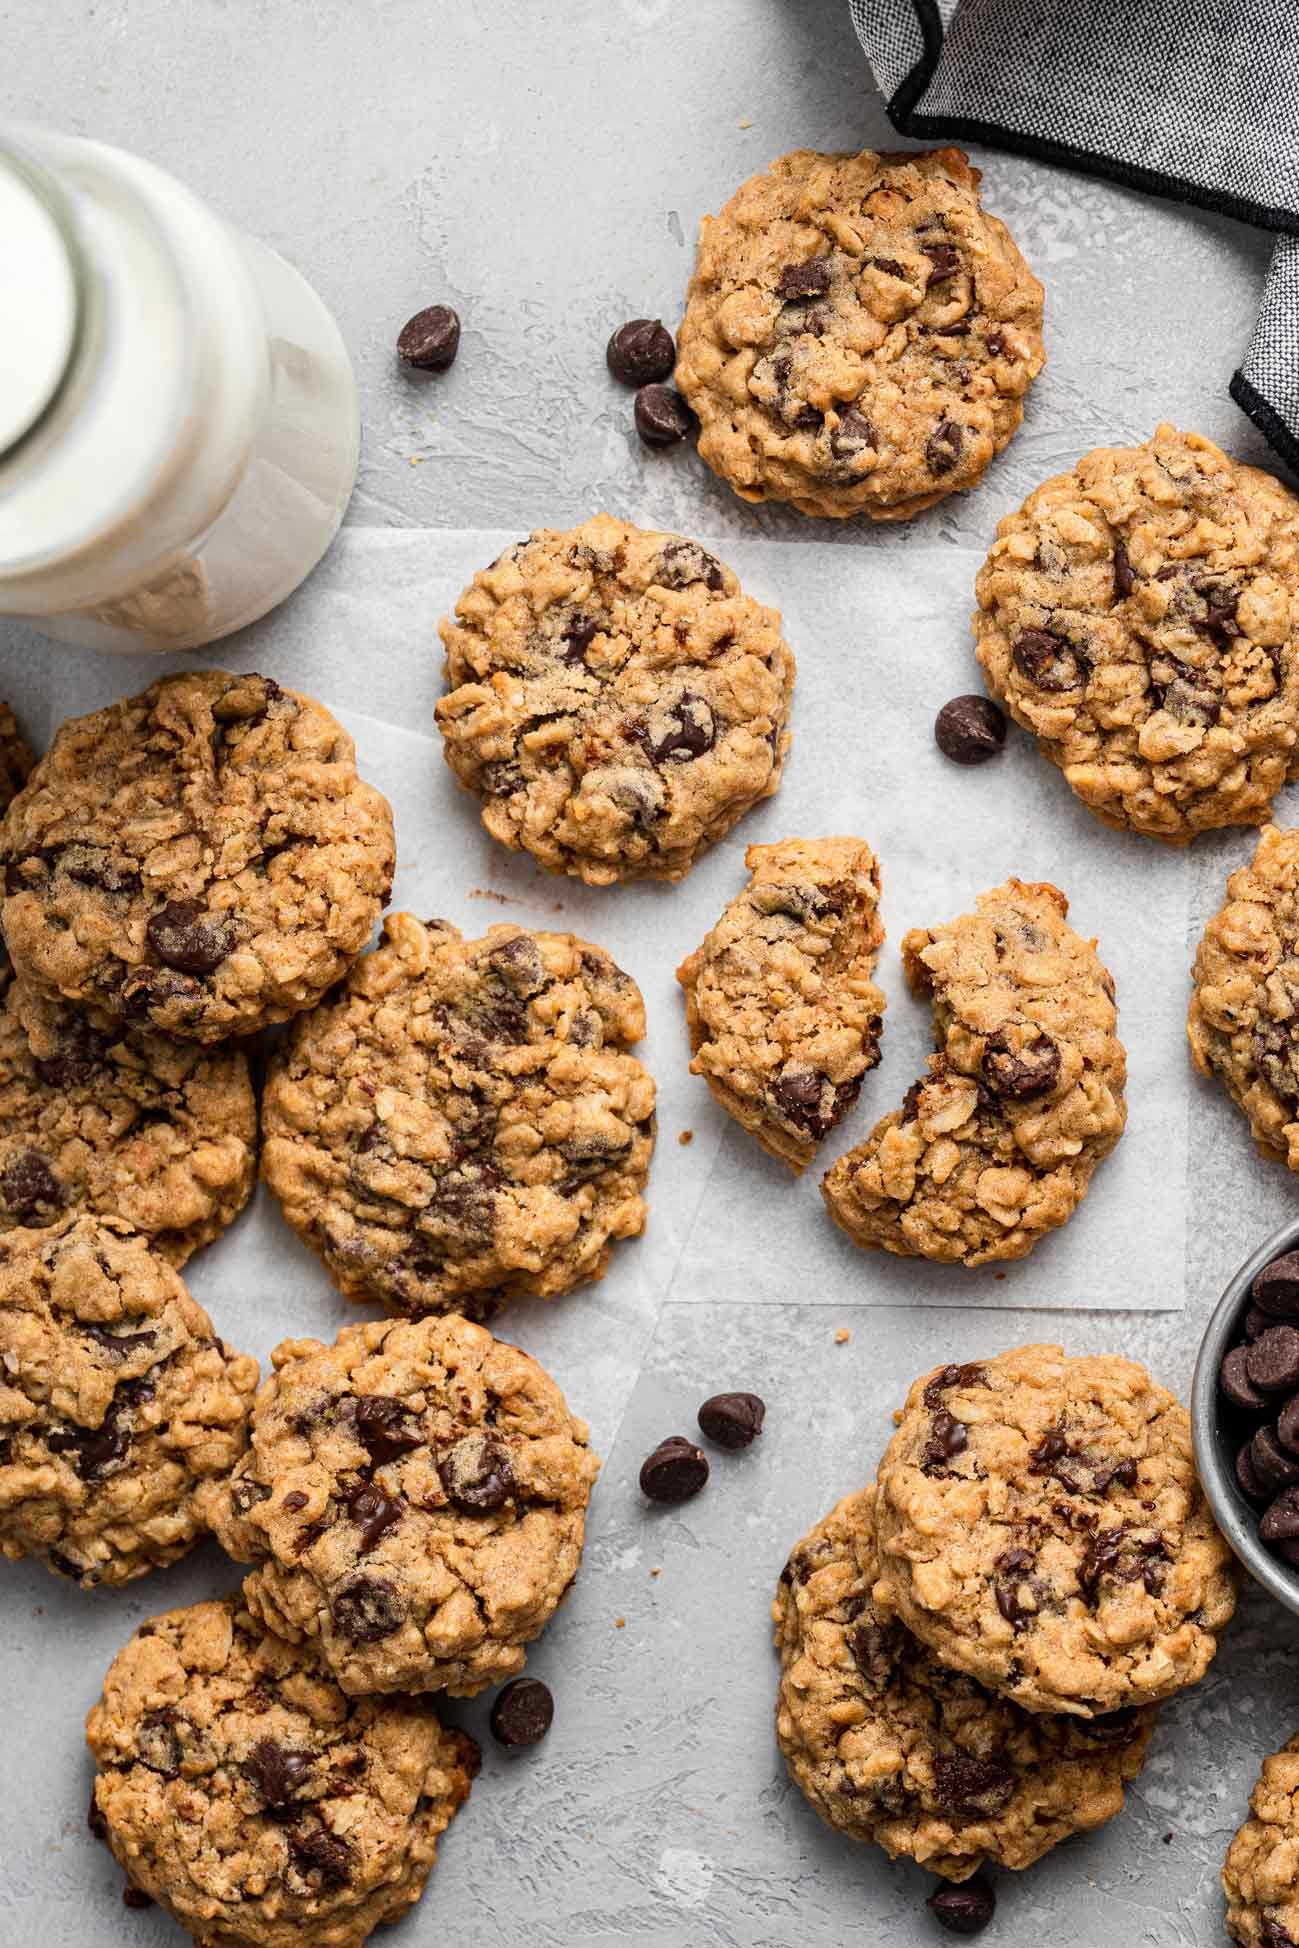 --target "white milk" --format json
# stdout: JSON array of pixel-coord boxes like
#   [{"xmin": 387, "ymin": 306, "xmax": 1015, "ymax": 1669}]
[{"xmin": 0, "ymin": 127, "xmax": 359, "ymax": 651}]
